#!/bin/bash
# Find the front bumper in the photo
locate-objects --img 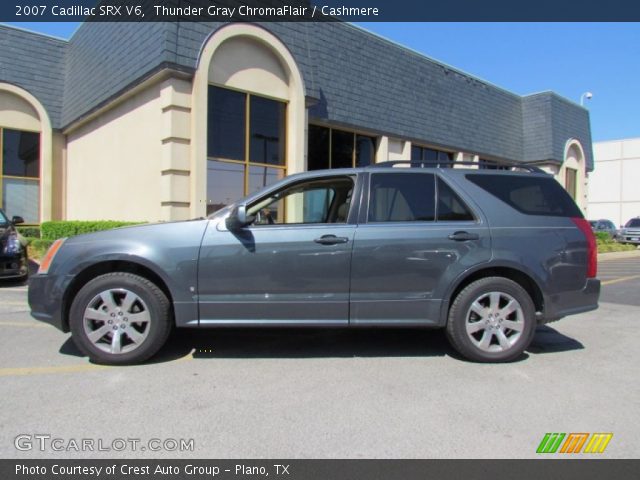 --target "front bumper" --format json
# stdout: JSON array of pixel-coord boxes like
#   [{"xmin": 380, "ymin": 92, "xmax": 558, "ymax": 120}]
[
  {"xmin": 543, "ymin": 278, "xmax": 600, "ymax": 323},
  {"xmin": 621, "ymin": 235, "xmax": 640, "ymax": 244},
  {"xmin": 28, "ymin": 273, "xmax": 68, "ymax": 332},
  {"xmin": 0, "ymin": 251, "xmax": 28, "ymax": 279}
]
